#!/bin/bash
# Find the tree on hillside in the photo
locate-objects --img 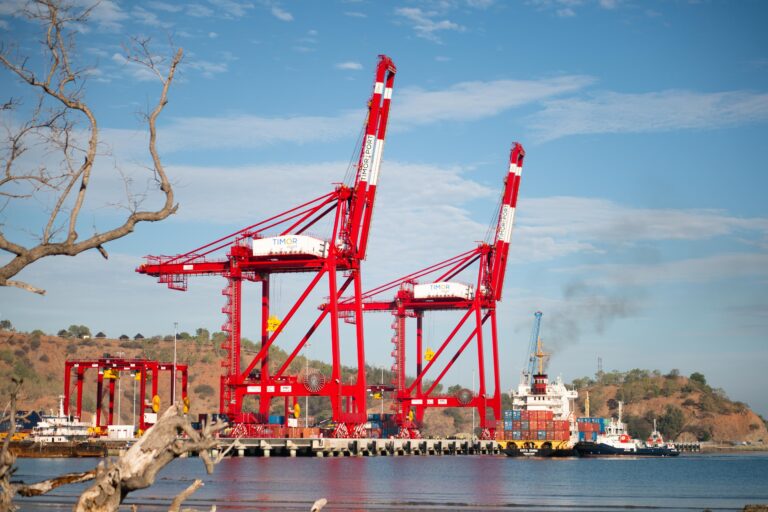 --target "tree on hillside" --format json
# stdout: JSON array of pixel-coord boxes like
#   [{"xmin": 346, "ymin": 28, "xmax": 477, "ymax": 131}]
[
  {"xmin": 66, "ymin": 325, "xmax": 90, "ymax": 339},
  {"xmin": 689, "ymin": 372, "xmax": 707, "ymax": 387},
  {"xmin": 0, "ymin": 319, "xmax": 12, "ymax": 330},
  {"xmin": 0, "ymin": 0, "xmax": 183, "ymax": 295},
  {"xmin": 657, "ymin": 405, "xmax": 685, "ymax": 440}
]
